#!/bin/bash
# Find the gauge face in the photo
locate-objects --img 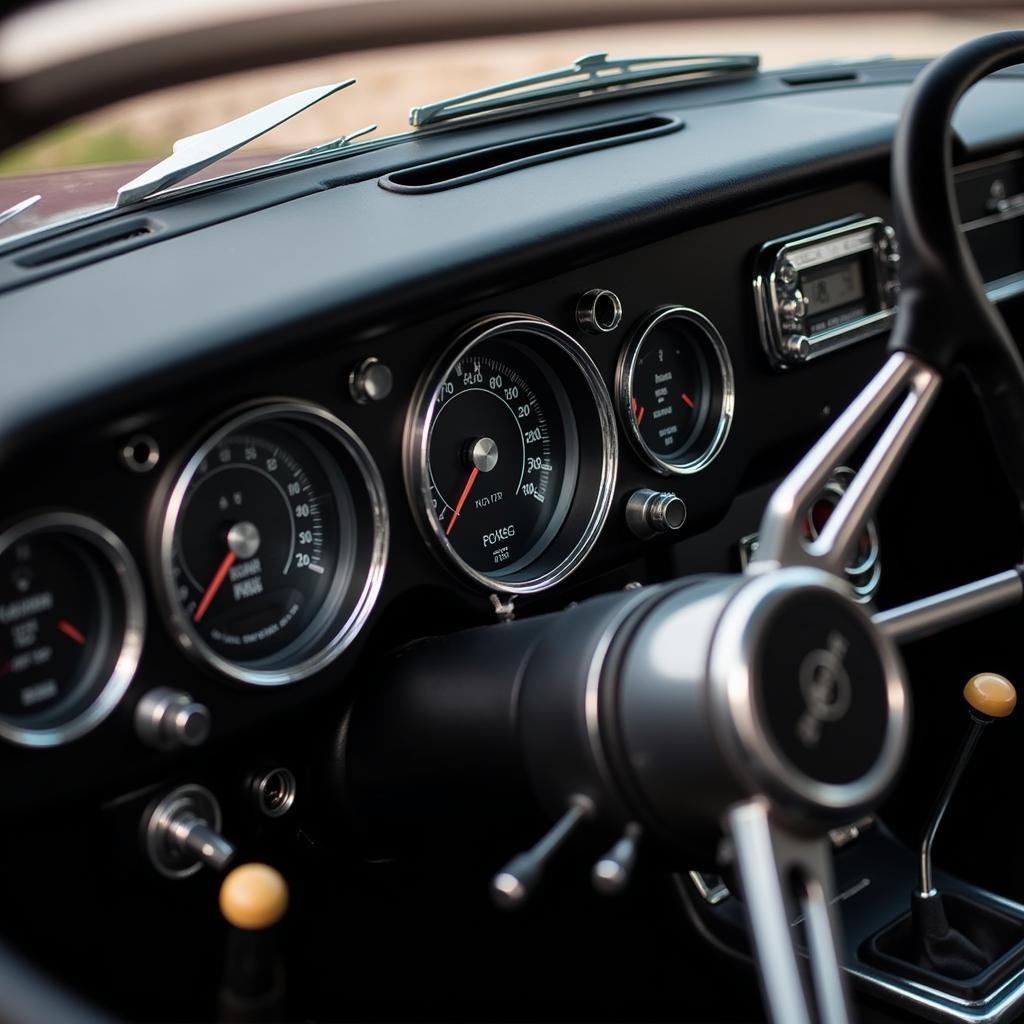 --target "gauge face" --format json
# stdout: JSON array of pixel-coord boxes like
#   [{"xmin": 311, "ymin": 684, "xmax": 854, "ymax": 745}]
[
  {"xmin": 427, "ymin": 347, "xmax": 574, "ymax": 577},
  {"xmin": 160, "ymin": 403, "xmax": 388, "ymax": 685},
  {"xmin": 409, "ymin": 316, "xmax": 616, "ymax": 593},
  {"xmin": 619, "ymin": 308, "xmax": 734, "ymax": 475},
  {"xmin": 0, "ymin": 515, "xmax": 144, "ymax": 747}
]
